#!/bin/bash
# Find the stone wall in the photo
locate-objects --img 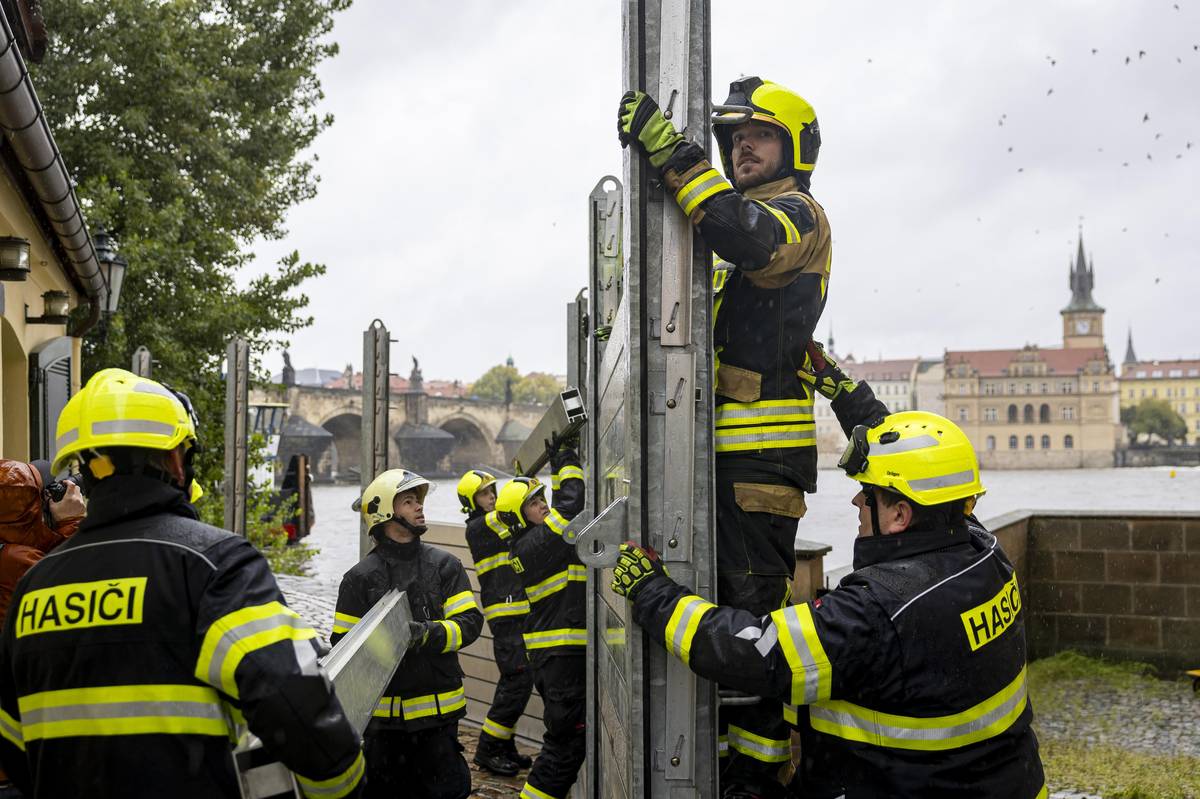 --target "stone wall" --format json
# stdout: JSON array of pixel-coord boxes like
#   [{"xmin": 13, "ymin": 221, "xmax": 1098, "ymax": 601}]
[
  {"xmin": 1115, "ymin": 447, "xmax": 1200, "ymax": 468},
  {"xmin": 990, "ymin": 511, "xmax": 1200, "ymax": 673}
]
